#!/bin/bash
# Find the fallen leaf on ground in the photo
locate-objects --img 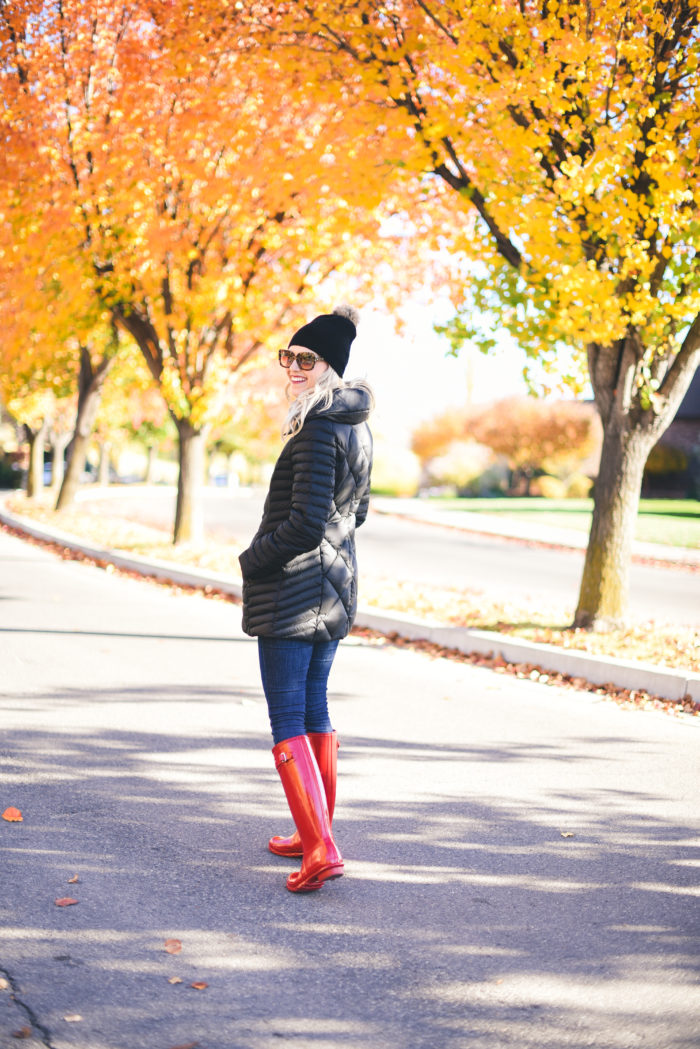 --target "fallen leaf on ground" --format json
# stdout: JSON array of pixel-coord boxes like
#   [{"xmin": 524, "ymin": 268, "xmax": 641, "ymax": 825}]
[
  {"xmin": 560, "ymin": 832, "xmax": 575, "ymax": 838},
  {"xmin": 0, "ymin": 977, "xmax": 9, "ymax": 990},
  {"xmin": 167, "ymin": 1042, "xmax": 199, "ymax": 1049},
  {"xmin": 164, "ymin": 939, "xmax": 182, "ymax": 954},
  {"xmin": 54, "ymin": 897, "xmax": 78, "ymax": 907},
  {"xmin": 190, "ymin": 981, "xmax": 208, "ymax": 990},
  {"xmin": 68, "ymin": 874, "xmax": 79, "ymax": 883},
  {"xmin": 11, "ymin": 1027, "xmax": 32, "ymax": 1039},
  {"xmin": 63, "ymin": 1015, "xmax": 82, "ymax": 1022},
  {"xmin": 168, "ymin": 976, "xmax": 183, "ymax": 984},
  {"xmin": 2, "ymin": 807, "xmax": 23, "ymax": 822}
]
